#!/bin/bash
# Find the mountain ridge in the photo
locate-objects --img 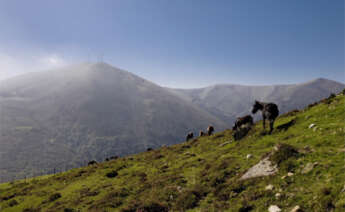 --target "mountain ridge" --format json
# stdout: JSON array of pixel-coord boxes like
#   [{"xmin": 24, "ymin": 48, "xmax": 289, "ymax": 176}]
[{"xmin": 171, "ymin": 77, "xmax": 344, "ymax": 124}]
